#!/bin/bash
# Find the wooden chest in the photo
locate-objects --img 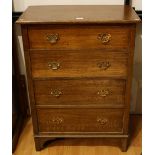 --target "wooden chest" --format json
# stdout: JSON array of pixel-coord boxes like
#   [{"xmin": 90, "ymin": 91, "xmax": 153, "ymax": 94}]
[{"xmin": 17, "ymin": 5, "xmax": 140, "ymax": 151}]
